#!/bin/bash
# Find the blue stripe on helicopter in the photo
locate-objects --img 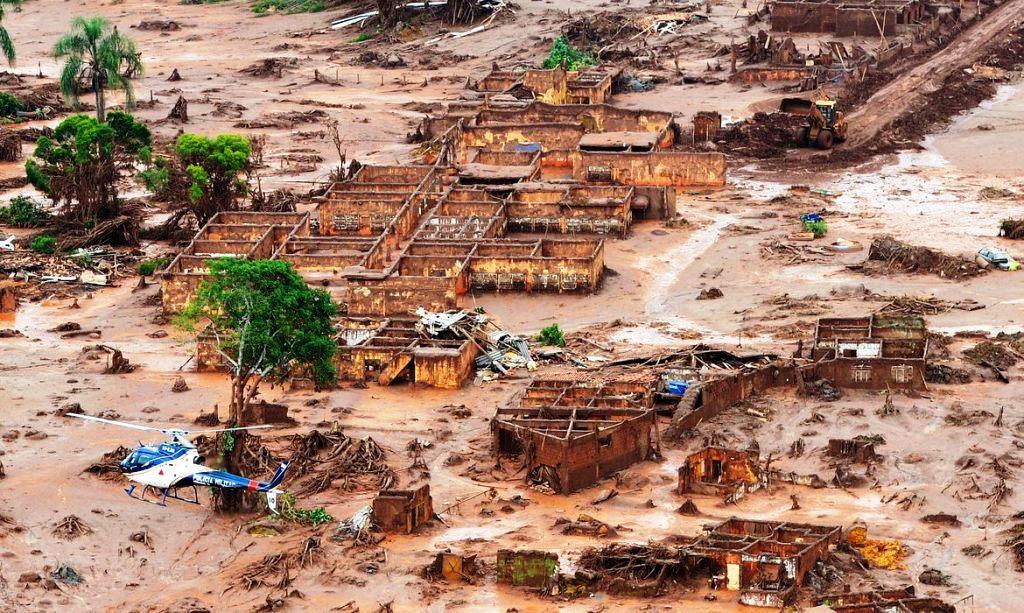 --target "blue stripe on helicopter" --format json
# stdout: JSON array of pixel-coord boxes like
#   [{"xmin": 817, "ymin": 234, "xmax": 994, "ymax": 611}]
[{"xmin": 120, "ymin": 444, "xmax": 191, "ymax": 473}]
